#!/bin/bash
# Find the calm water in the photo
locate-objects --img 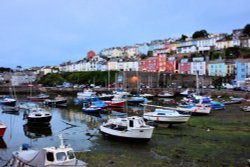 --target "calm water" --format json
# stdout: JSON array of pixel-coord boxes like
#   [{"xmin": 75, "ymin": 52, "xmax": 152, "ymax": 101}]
[{"xmin": 0, "ymin": 97, "xmax": 110, "ymax": 166}]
